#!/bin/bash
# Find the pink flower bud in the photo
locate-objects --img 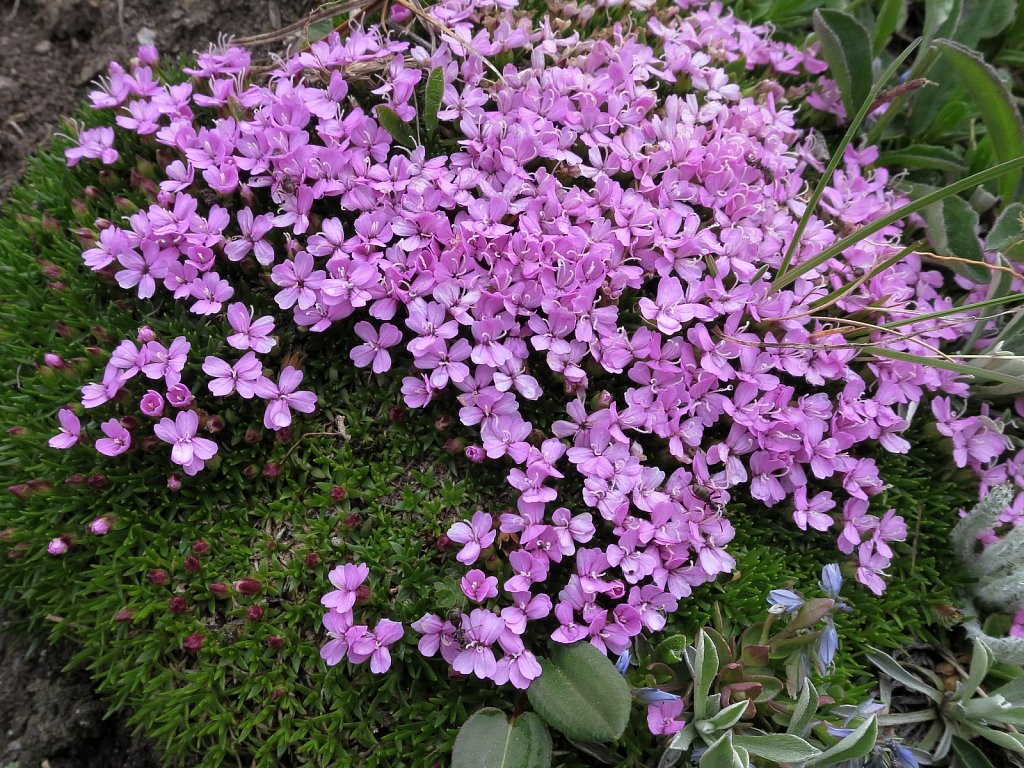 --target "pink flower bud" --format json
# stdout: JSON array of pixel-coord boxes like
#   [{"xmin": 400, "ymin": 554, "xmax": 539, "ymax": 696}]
[
  {"xmin": 330, "ymin": 486, "xmax": 347, "ymax": 501},
  {"xmin": 208, "ymin": 581, "xmax": 230, "ymax": 597},
  {"xmin": 88, "ymin": 517, "xmax": 111, "ymax": 535},
  {"xmin": 136, "ymin": 326, "xmax": 156, "ymax": 343},
  {"xmin": 167, "ymin": 473, "xmax": 182, "ymax": 491},
  {"xmin": 87, "ymin": 474, "xmax": 107, "ymax": 489},
  {"xmin": 235, "ymin": 578, "xmax": 261, "ymax": 596},
  {"xmin": 43, "ymin": 353, "xmax": 67, "ymax": 368},
  {"xmin": 246, "ymin": 605, "xmax": 264, "ymax": 622},
  {"xmin": 168, "ymin": 596, "xmax": 188, "ymax": 614},
  {"xmin": 47, "ymin": 537, "xmax": 69, "ymax": 556},
  {"xmin": 266, "ymin": 635, "xmax": 284, "ymax": 649},
  {"xmin": 192, "ymin": 539, "xmax": 210, "ymax": 555},
  {"xmin": 183, "ymin": 633, "xmax": 204, "ymax": 652},
  {"xmin": 166, "ymin": 384, "xmax": 193, "ymax": 408},
  {"xmin": 140, "ymin": 390, "xmax": 164, "ymax": 417},
  {"xmin": 183, "ymin": 555, "xmax": 201, "ymax": 574},
  {"xmin": 147, "ymin": 569, "xmax": 169, "ymax": 585},
  {"xmin": 465, "ymin": 445, "xmax": 485, "ymax": 463},
  {"xmin": 113, "ymin": 608, "xmax": 134, "ymax": 623}
]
